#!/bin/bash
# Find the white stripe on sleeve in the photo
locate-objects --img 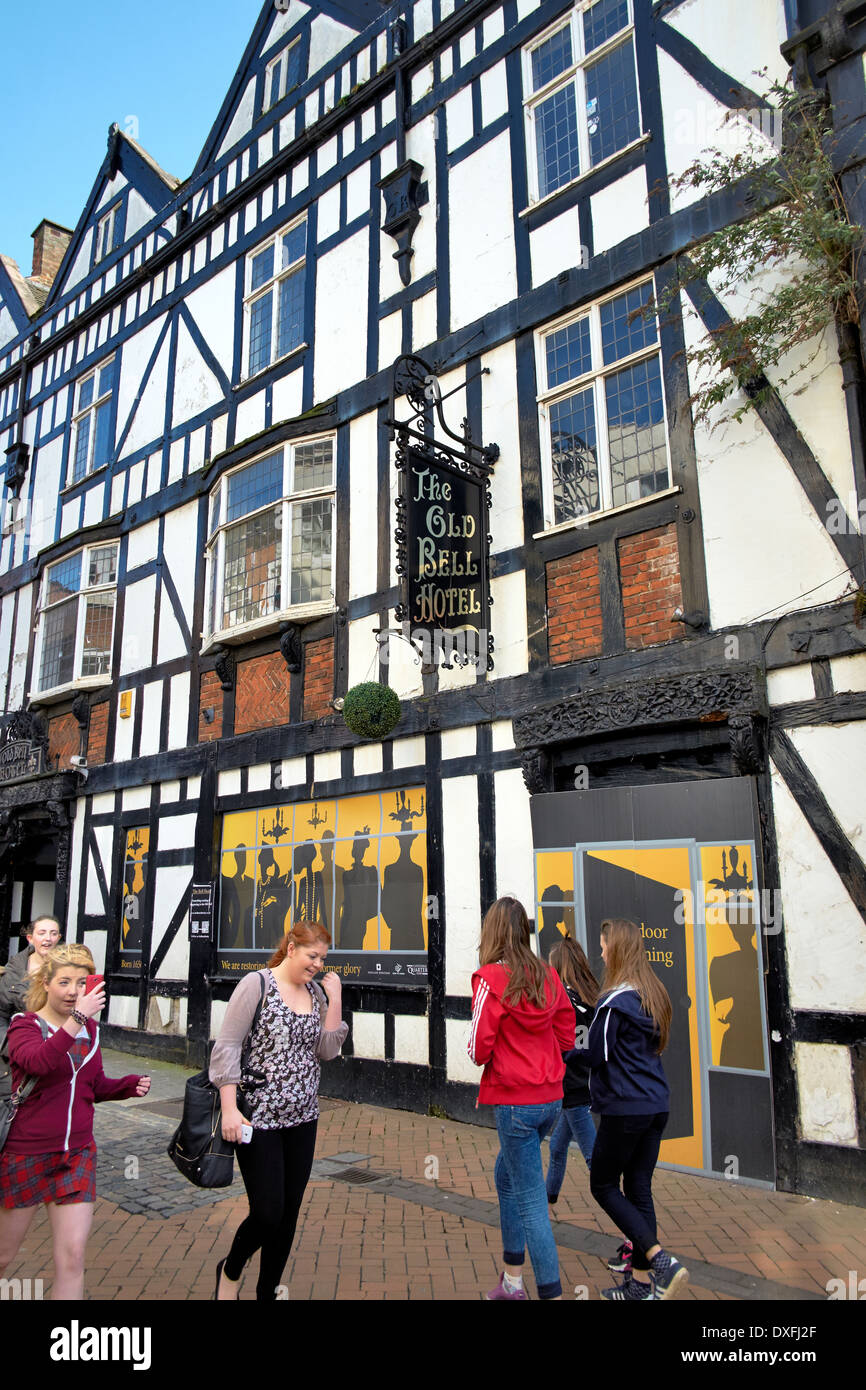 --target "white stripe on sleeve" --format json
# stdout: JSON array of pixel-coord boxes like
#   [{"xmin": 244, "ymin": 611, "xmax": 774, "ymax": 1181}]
[{"xmin": 468, "ymin": 979, "xmax": 490, "ymax": 1063}]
